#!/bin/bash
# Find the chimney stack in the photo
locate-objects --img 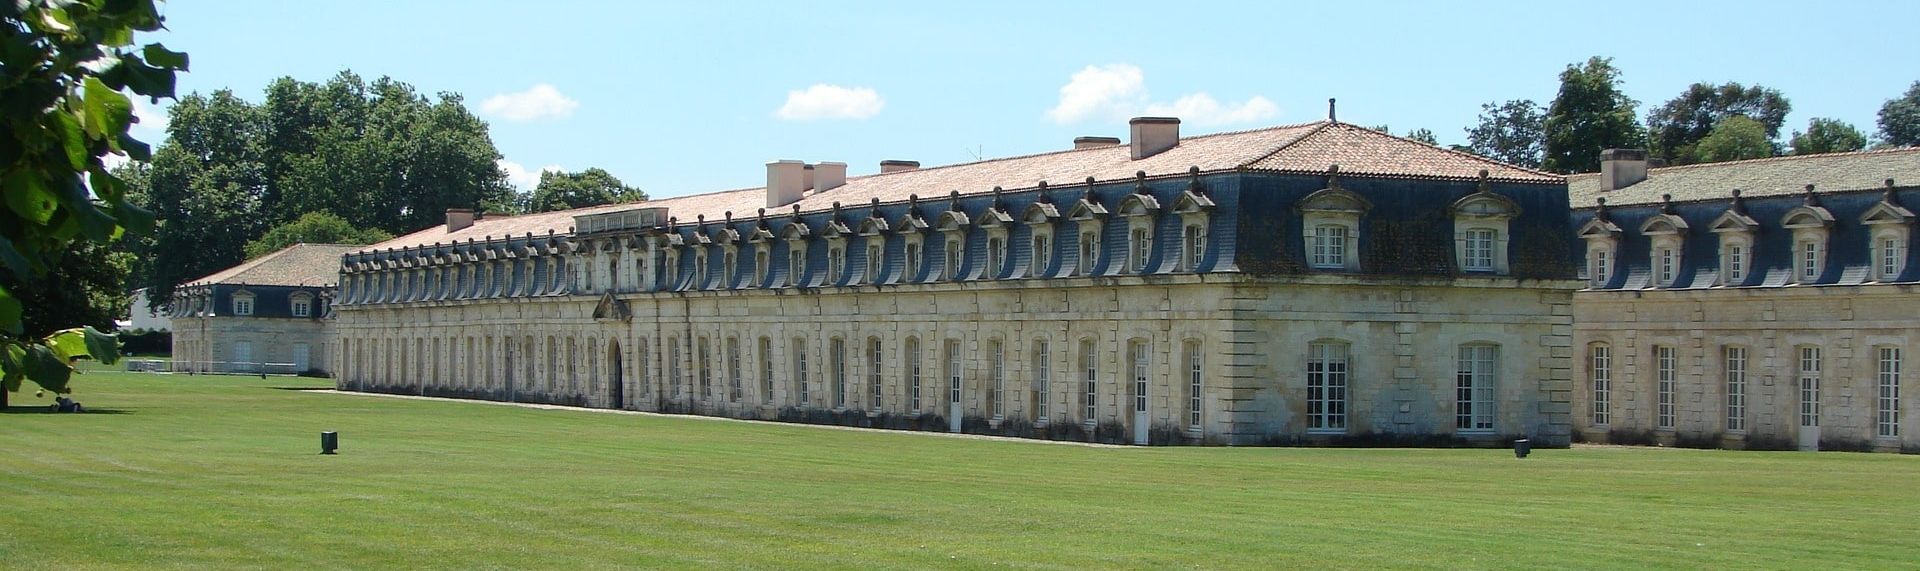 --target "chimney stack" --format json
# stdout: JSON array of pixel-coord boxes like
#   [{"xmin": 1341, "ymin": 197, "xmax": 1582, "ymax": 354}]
[
  {"xmin": 445, "ymin": 208, "xmax": 475, "ymax": 232},
  {"xmin": 1599, "ymin": 149, "xmax": 1650, "ymax": 191},
  {"xmin": 802, "ymin": 163, "xmax": 816, "ymax": 192},
  {"xmin": 1074, "ymin": 136, "xmax": 1122, "ymax": 150},
  {"xmin": 814, "ymin": 162, "xmax": 847, "ymax": 192},
  {"xmin": 1129, "ymin": 117, "xmax": 1180, "ymax": 160},
  {"xmin": 767, "ymin": 160, "xmax": 807, "ymax": 208},
  {"xmin": 880, "ymin": 160, "xmax": 920, "ymax": 174}
]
